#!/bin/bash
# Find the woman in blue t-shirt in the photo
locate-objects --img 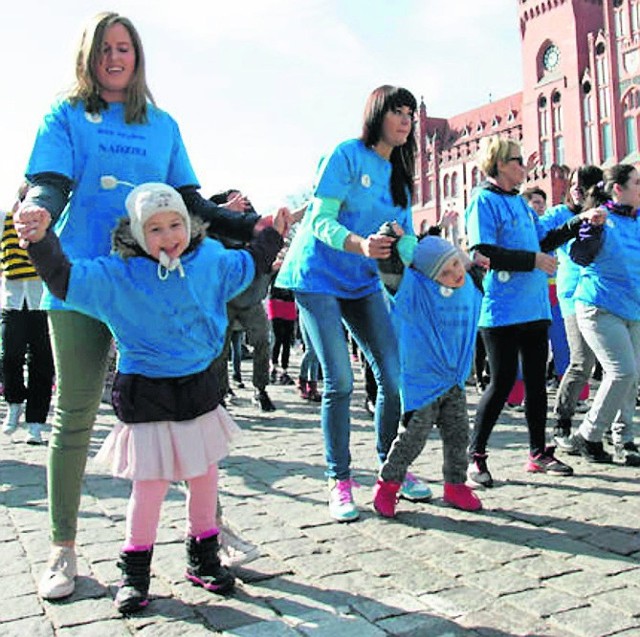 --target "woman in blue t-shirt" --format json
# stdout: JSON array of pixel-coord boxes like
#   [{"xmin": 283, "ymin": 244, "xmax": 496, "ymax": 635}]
[
  {"xmin": 276, "ymin": 85, "xmax": 429, "ymax": 522},
  {"xmin": 15, "ymin": 12, "xmax": 268, "ymax": 601},
  {"xmin": 568, "ymin": 164, "xmax": 640, "ymax": 467},
  {"xmin": 464, "ymin": 136, "xmax": 602, "ymax": 488}
]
